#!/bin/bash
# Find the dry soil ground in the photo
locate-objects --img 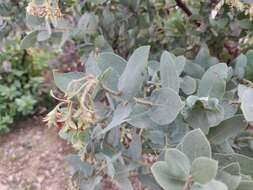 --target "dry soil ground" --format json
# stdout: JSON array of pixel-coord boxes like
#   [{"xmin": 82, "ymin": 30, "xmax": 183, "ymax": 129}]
[{"xmin": 0, "ymin": 119, "xmax": 72, "ymax": 190}]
